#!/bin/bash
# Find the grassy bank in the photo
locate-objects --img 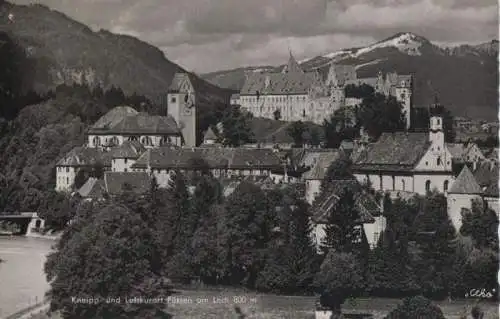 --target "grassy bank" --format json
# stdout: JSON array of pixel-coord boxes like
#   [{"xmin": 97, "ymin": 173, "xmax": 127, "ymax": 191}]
[{"xmin": 25, "ymin": 290, "xmax": 499, "ymax": 319}]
